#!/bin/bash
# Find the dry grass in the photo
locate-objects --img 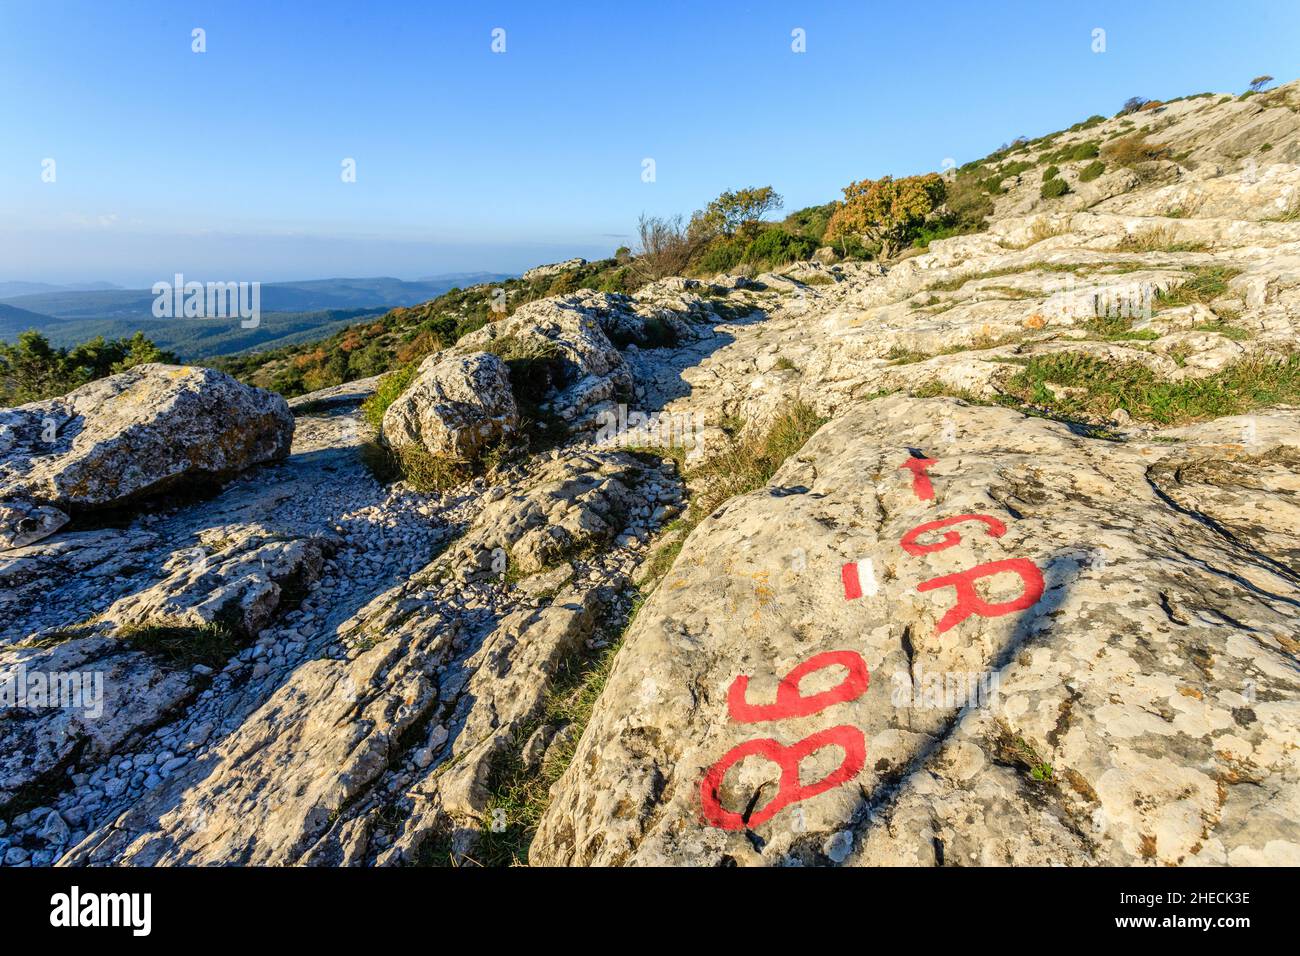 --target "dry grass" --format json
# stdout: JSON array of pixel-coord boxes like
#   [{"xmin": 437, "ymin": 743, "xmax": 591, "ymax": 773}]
[{"xmin": 1114, "ymin": 226, "xmax": 1208, "ymax": 253}]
